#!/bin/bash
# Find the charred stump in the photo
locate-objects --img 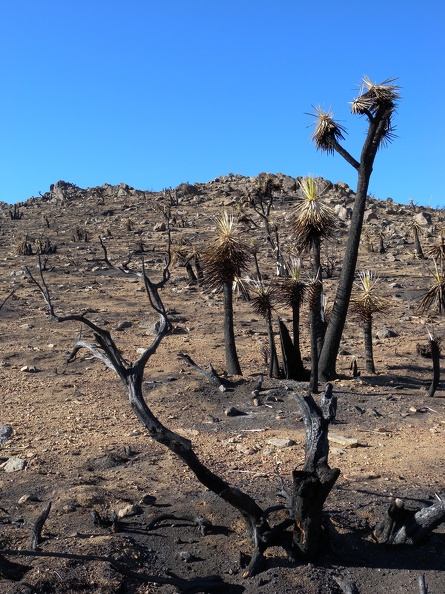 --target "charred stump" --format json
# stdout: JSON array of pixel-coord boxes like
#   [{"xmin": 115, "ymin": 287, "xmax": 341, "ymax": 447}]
[
  {"xmin": 427, "ymin": 338, "xmax": 440, "ymax": 397},
  {"xmin": 374, "ymin": 497, "xmax": 445, "ymax": 545},
  {"xmin": 279, "ymin": 319, "xmax": 307, "ymax": 380},
  {"xmin": 292, "ymin": 384, "xmax": 340, "ymax": 558}
]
